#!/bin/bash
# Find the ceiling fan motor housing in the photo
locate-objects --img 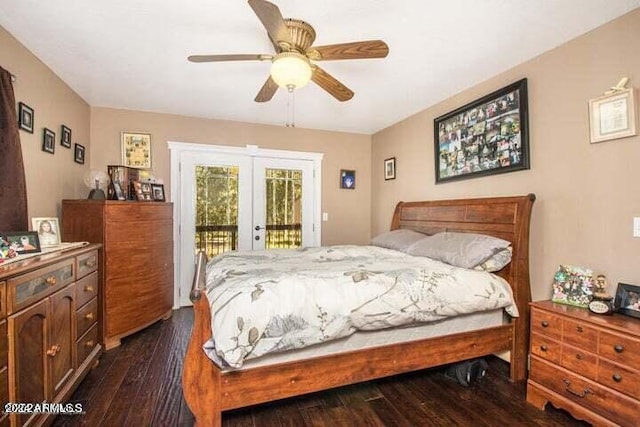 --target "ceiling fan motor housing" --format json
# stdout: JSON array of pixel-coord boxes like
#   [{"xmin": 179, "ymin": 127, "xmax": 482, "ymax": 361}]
[{"xmin": 282, "ymin": 19, "xmax": 316, "ymax": 52}]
